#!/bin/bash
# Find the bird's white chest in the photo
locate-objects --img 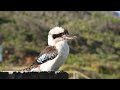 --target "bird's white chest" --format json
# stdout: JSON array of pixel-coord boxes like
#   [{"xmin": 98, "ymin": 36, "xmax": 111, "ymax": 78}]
[
  {"xmin": 39, "ymin": 41, "xmax": 69, "ymax": 71},
  {"xmin": 55, "ymin": 41, "xmax": 69, "ymax": 65}
]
